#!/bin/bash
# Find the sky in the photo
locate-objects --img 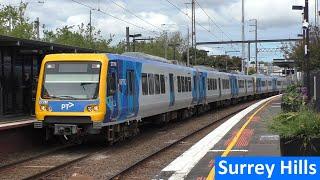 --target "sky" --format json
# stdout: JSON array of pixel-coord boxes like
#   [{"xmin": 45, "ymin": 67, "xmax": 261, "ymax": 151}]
[{"xmin": 1, "ymin": 0, "xmax": 316, "ymax": 62}]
